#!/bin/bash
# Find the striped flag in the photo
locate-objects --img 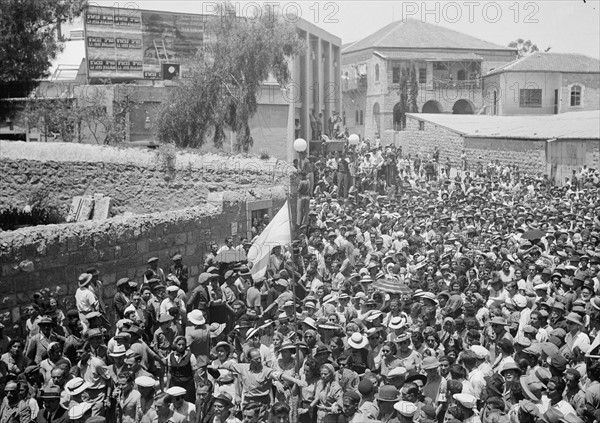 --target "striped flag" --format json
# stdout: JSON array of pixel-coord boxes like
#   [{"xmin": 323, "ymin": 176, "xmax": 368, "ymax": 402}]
[{"xmin": 247, "ymin": 201, "xmax": 292, "ymax": 279}]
